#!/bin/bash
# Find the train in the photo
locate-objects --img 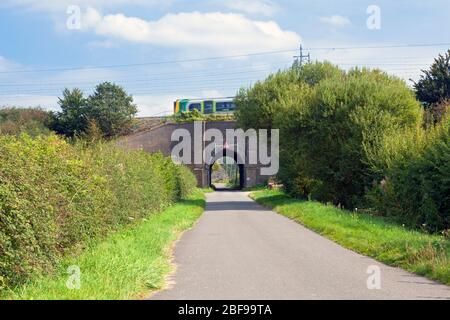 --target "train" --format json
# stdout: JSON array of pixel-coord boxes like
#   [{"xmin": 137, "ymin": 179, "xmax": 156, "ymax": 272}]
[{"xmin": 174, "ymin": 98, "xmax": 236, "ymax": 115}]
